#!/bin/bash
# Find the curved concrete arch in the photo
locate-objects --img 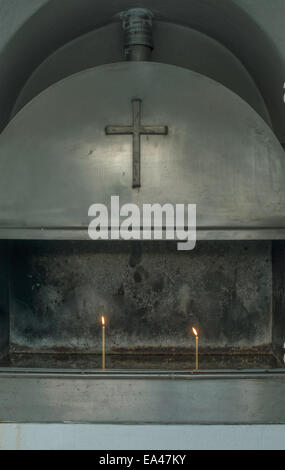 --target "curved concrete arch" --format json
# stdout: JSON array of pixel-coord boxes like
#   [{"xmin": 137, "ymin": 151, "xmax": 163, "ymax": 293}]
[{"xmin": 11, "ymin": 21, "xmax": 271, "ymax": 127}]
